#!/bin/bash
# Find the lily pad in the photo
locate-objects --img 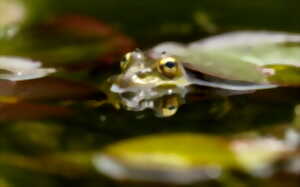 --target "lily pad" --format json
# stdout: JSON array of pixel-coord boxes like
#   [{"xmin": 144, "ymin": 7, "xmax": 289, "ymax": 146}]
[
  {"xmin": 0, "ymin": 56, "xmax": 55, "ymax": 81},
  {"xmin": 94, "ymin": 133, "xmax": 290, "ymax": 184},
  {"xmin": 179, "ymin": 31, "xmax": 300, "ymax": 86},
  {"xmin": 94, "ymin": 133, "xmax": 236, "ymax": 184}
]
